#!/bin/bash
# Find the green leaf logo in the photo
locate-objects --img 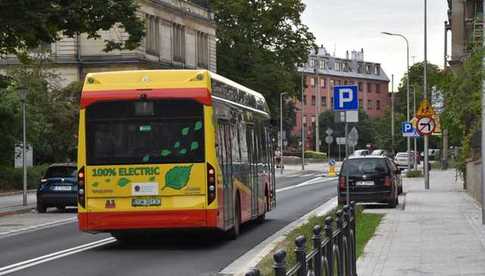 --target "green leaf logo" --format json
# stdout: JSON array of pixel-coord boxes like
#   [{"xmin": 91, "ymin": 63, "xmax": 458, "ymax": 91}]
[
  {"xmin": 149, "ymin": 176, "xmax": 156, "ymax": 182},
  {"xmin": 194, "ymin": 121, "xmax": 202, "ymax": 131},
  {"xmin": 179, "ymin": 149, "xmax": 187, "ymax": 155},
  {"xmin": 142, "ymin": 155, "xmax": 150, "ymax": 162},
  {"xmin": 190, "ymin": 142, "xmax": 199, "ymax": 151},
  {"xmin": 161, "ymin": 149, "xmax": 171, "ymax": 157},
  {"xmin": 174, "ymin": 142, "xmax": 181, "ymax": 149},
  {"xmin": 92, "ymin": 182, "xmax": 99, "ymax": 188},
  {"xmin": 118, "ymin": 177, "xmax": 131, "ymax": 188},
  {"xmin": 164, "ymin": 165, "xmax": 193, "ymax": 190},
  {"xmin": 181, "ymin": 127, "xmax": 190, "ymax": 136}
]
